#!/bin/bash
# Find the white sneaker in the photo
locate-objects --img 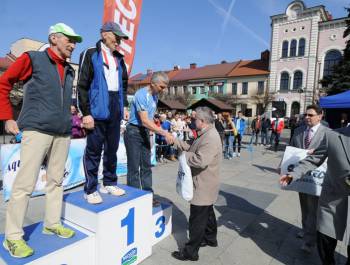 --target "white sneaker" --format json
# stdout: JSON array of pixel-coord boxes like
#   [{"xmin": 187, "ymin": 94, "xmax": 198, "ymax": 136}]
[
  {"xmin": 232, "ymin": 153, "xmax": 237, "ymax": 157},
  {"xmin": 100, "ymin": 185, "xmax": 126, "ymax": 196},
  {"xmin": 237, "ymin": 153, "xmax": 241, "ymax": 157},
  {"xmin": 84, "ymin": 191, "xmax": 103, "ymax": 204}
]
